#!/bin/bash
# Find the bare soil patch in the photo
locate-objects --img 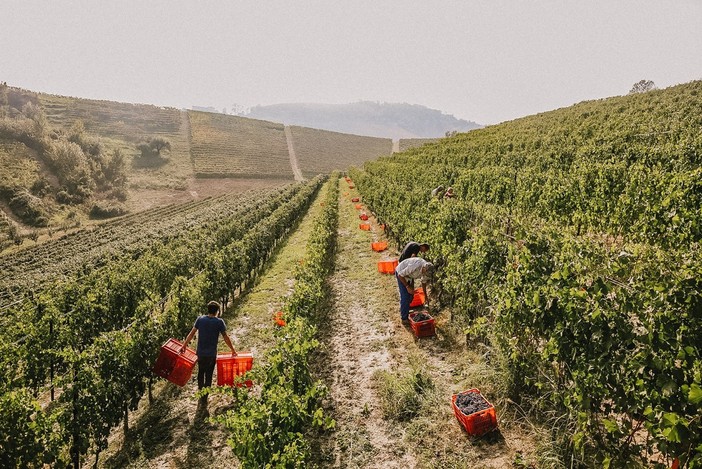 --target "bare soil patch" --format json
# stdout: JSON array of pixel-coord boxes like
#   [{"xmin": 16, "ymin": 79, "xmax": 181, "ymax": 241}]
[{"xmin": 127, "ymin": 177, "xmax": 292, "ymax": 212}]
